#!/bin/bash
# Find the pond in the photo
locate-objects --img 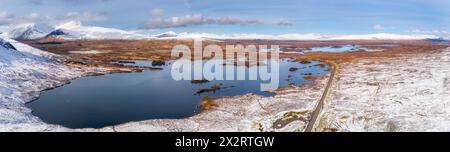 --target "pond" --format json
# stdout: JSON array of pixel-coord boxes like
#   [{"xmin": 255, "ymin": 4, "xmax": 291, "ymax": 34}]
[
  {"xmin": 27, "ymin": 59, "xmax": 329, "ymax": 128},
  {"xmin": 306, "ymin": 45, "xmax": 382, "ymax": 53},
  {"xmin": 69, "ymin": 50, "xmax": 107, "ymax": 54},
  {"xmin": 365, "ymin": 44, "xmax": 401, "ymax": 47},
  {"xmin": 260, "ymin": 48, "xmax": 305, "ymax": 54},
  {"xmin": 427, "ymin": 38, "xmax": 449, "ymax": 44}
]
